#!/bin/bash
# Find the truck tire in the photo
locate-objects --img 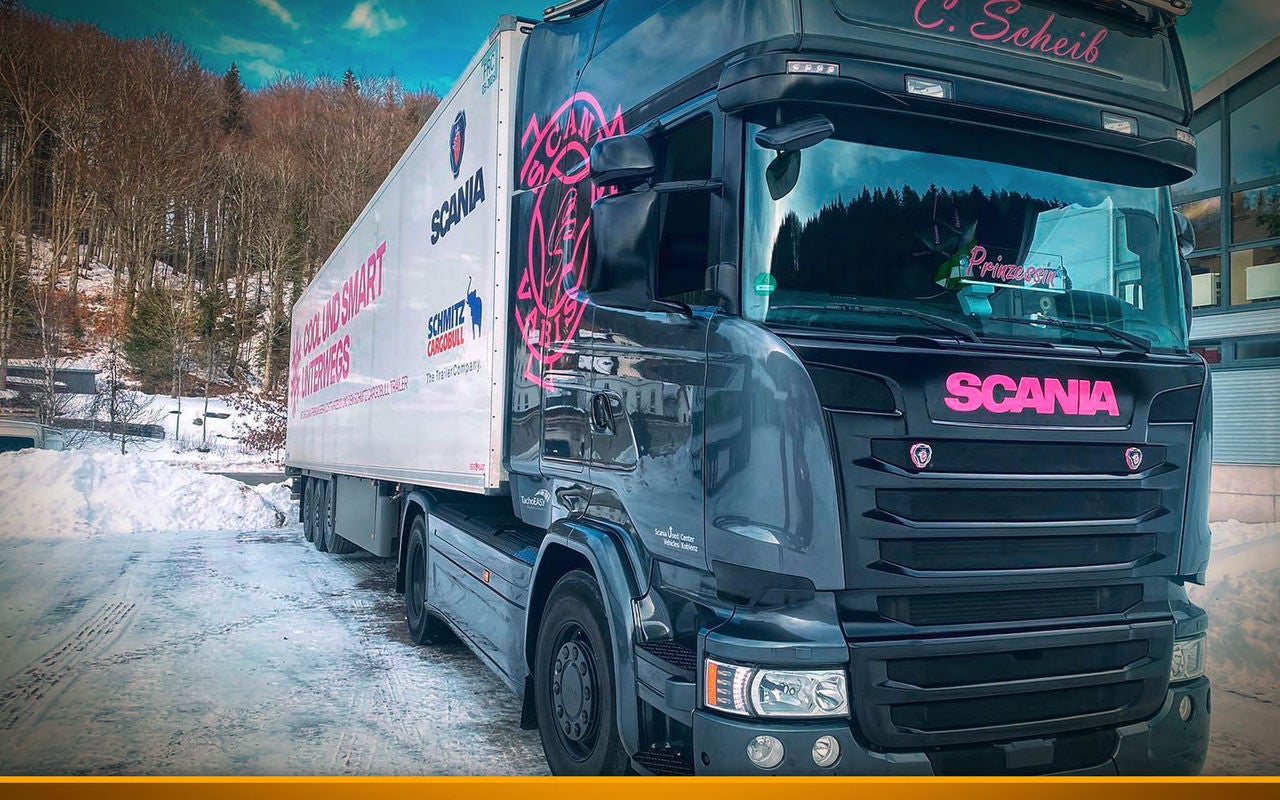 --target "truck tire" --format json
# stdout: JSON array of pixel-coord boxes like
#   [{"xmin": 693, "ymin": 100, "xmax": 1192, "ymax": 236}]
[
  {"xmin": 322, "ymin": 480, "xmax": 358, "ymax": 555},
  {"xmin": 533, "ymin": 570, "xmax": 630, "ymax": 776},
  {"xmin": 312, "ymin": 479, "xmax": 329, "ymax": 553},
  {"xmin": 302, "ymin": 478, "xmax": 316, "ymax": 543},
  {"xmin": 404, "ymin": 515, "xmax": 449, "ymax": 645}
]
